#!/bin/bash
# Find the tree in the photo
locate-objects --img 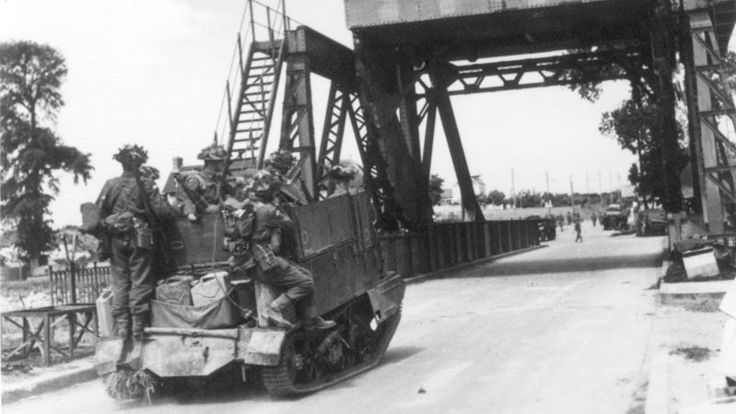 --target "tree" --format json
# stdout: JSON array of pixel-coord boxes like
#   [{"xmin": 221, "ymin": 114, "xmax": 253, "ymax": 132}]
[
  {"xmin": 725, "ymin": 51, "xmax": 736, "ymax": 91},
  {"xmin": 429, "ymin": 174, "xmax": 445, "ymax": 206},
  {"xmin": 518, "ymin": 190, "xmax": 542, "ymax": 208},
  {"xmin": 599, "ymin": 97, "xmax": 688, "ymax": 204},
  {"xmin": 487, "ymin": 190, "xmax": 505, "ymax": 206},
  {"xmin": 0, "ymin": 41, "xmax": 93, "ymax": 267}
]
